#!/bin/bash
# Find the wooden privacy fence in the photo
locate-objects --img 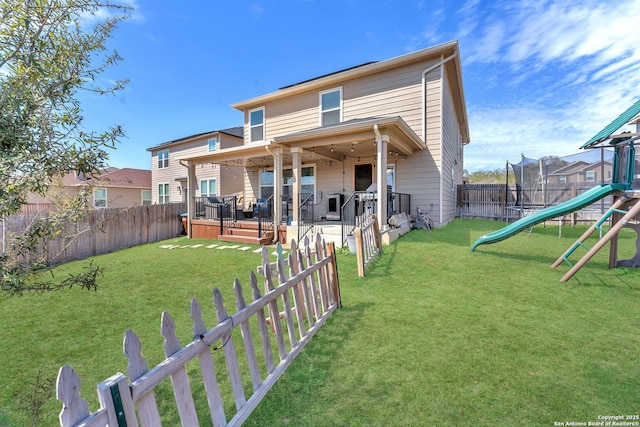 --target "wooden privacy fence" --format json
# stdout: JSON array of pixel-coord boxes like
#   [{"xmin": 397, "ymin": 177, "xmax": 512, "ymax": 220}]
[
  {"xmin": 56, "ymin": 234, "xmax": 340, "ymax": 427},
  {"xmin": 457, "ymin": 183, "xmax": 614, "ymax": 222},
  {"xmin": 2, "ymin": 203, "xmax": 186, "ymax": 265},
  {"xmin": 457, "ymin": 184, "xmax": 513, "ymax": 221},
  {"xmin": 354, "ymin": 214, "xmax": 382, "ymax": 277}
]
